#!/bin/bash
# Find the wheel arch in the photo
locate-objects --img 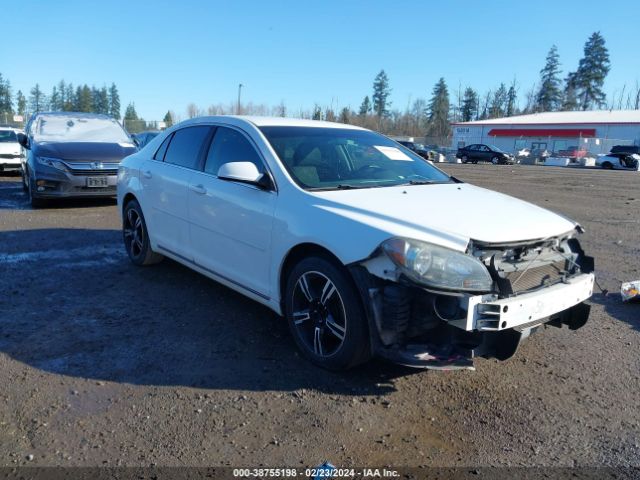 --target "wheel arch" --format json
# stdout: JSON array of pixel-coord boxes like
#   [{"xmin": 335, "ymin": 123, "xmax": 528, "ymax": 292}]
[
  {"xmin": 278, "ymin": 242, "xmax": 346, "ymax": 311},
  {"xmin": 122, "ymin": 192, "xmax": 139, "ymax": 214}
]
